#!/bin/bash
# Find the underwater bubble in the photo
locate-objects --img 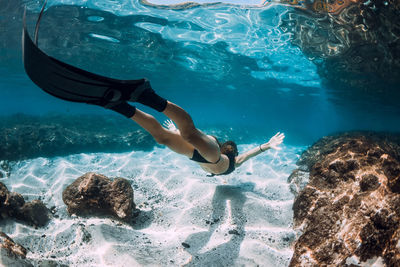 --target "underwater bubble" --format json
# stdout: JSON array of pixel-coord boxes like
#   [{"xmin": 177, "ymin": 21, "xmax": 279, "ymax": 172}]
[
  {"xmin": 89, "ymin": 33, "xmax": 120, "ymax": 43},
  {"xmin": 87, "ymin": 16, "xmax": 104, "ymax": 22}
]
